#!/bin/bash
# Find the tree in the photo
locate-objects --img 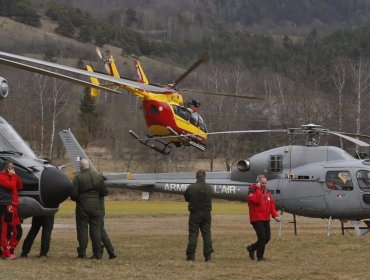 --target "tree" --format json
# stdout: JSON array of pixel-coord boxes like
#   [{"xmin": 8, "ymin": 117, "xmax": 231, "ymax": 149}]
[
  {"xmin": 55, "ymin": 16, "xmax": 75, "ymax": 38},
  {"xmin": 350, "ymin": 57, "xmax": 370, "ymax": 152},
  {"xmin": 79, "ymin": 91, "xmax": 98, "ymax": 137},
  {"xmin": 13, "ymin": 1, "xmax": 41, "ymax": 27},
  {"xmin": 77, "ymin": 25, "xmax": 92, "ymax": 42},
  {"xmin": 331, "ymin": 58, "xmax": 346, "ymax": 148}
]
